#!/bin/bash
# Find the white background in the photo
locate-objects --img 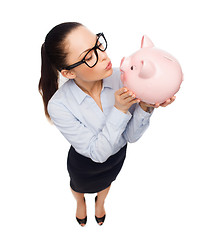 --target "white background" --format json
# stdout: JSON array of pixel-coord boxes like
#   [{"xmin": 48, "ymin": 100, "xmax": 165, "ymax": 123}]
[{"xmin": 1, "ymin": 0, "xmax": 224, "ymax": 239}]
